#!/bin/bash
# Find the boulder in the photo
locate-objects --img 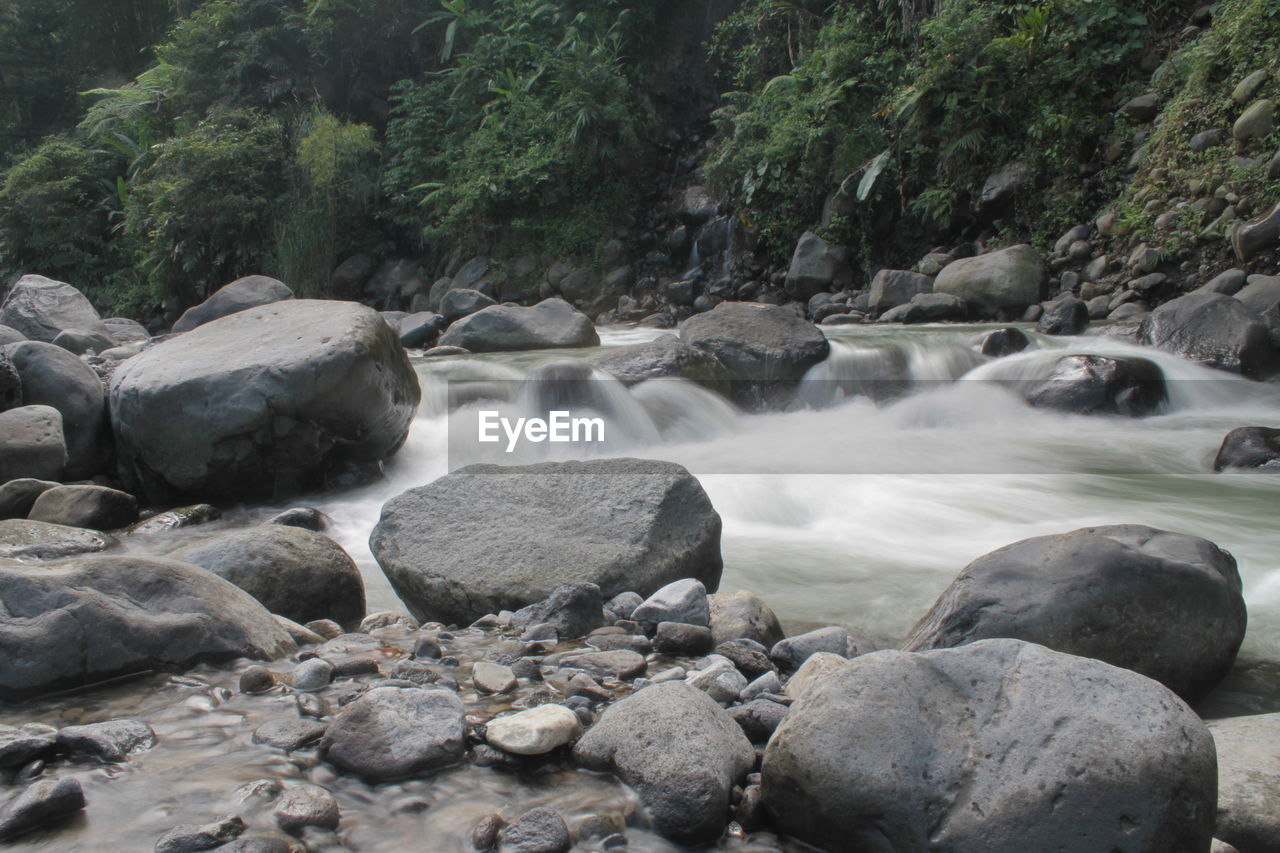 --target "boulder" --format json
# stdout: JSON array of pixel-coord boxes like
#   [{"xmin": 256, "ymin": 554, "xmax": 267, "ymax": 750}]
[
  {"xmin": 1213, "ymin": 426, "xmax": 1280, "ymax": 471},
  {"xmin": 1197, "ymin": 269, "xmax": 1249, "ymax": 297},
  {"xmin": 678, "ymin": 302, "xmax": 829, "ymax": 406},
  {"xmin": 0, "ymin": 519, "xmax": 115, "ymax": 561},
  {"xmin": 395, "ymin": 311, "xmax": 445, "ymax": 348},
  {"xmin": 770, "ymin": 626, "xmax": 862, "ymax": 672},
  {"xmin": 0, "ymin": 555, "xmax": 295, "ymax": 700},
  {"xmin": 785, "ymin": 232, "xmax": 847, "ymax": 300},
  {"xmin": 272, "ymin": 785, "xmax": 340, "ymax": 833},
  {"xmin": 439, "ymin": 288, "xmax": 497, "ymax": 323},
  {"xmin": 370, "ymin": 458, "xmax": 722, "ymax": 625},
  {"xmin": 1138, "ymin": 292, "xmax": 1277, "ymax": 378},
  {"xmin": 1209, "ymin": 712, "xmax": 1280, "ymax": 853},
  {"xmin": 1121, "ymin": 92, "xmax": 1161, "ymax": 122},
  {"xmin": 1233, "ymin": 99, "xmax": 1275, "ymax": 141},
  {"xmin": 979, "ymin": 327, "xmax": 1030, "ymax": 358},
  {"xmin": 27, "ymin": 484, "xmax": 137, "ymax": 530},
  {"xmin": 1232, "ymin": 202, "xmax": 1280, "ymax": 264},
  {"xmin": 438, "ymin": 298, "xmax": 598, "ymax": 352},
  {"xmin": 0, "ymin": 325, "xmax": 25, "ymax": 345},
  {"xmin": 51, "ymin": 328, "xmax": 115, "ymax": 356},
  {"xmin": 868, "ymin": 270, "xmax": 932, "ymax": 313},
  {"xmin": 56, "ymin": 719, "xmax": 156, "ymax": 761},
  {"xmin": 879, "ymin": 292, "xmax": 966, "ymax": 324},
  {"xmin": 0, "ymin": 406, "xmax": 66, "ymax": 482},
  {"xmin": 319, "ymin": 686, "xmax": 465, "ymax": 780},
  {"xmin": 573, "ymin": 682, "xmax": 753, "ymax": 844},
  {"xmin": 933, "ymin": 245, "xmax": 1046, "ymax": 317},
  {"xmin": 1234, "ymin": 274, "xmax": 1280, "ymax": 347},
  {"xmin": 708, "ymin": 590, "xmax": 784, "ymax": 648},
  {"xmin": 168, "ymin": 525, "xmax": 365, "ymax": 628},
  {"xmin": 100, "ymin": 317, "xmax": 149, "ymax": 344},
  {"xmin": 591, "ymin": 335, "xmax": 729, "ymax": 389},
  {"xmin": 4, "ymin": 341, "xmax": 109, "ymax": 479},
  {"xmin": 0, "ymin": 478, "xmax": 58, "ymax": 520},
  {"xmin": 110, "ymin": 300, "xmax": 420, "ymax": 503},
  {"xmin": 1037, "ymin": 296, "xmax": 1089, "ymax": 335},
  {"xmin": 0, "ymin": 275, "xmax": 106, "ymax": 343},
  {"xmin": 173, "ymin": 276, "xmax": 294, "ymax": 333},
  {"xmin": 902, "ymin": 525, "xmax": 1247, "ymax": 701},
  {"xmin": 762, "ymin": 640, "xmax": 1217, "ymax": 853},
  {"xmin": 1024, "ymin": 355, "xmax": 1167, "ymax": 416}
]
